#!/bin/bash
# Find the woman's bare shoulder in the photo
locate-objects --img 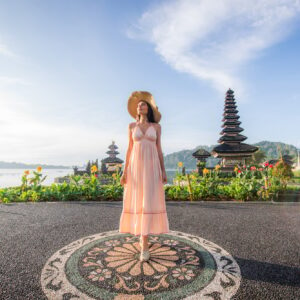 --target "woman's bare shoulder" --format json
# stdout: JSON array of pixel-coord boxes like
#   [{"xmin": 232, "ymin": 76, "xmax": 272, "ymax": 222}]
[
  {"xmin": 153, "ymin": 123, "xmax": 161, "ymax": 129},
  {"xmin": 129, "ymin": 122, "xmax": 136, "ymax": 130}
]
